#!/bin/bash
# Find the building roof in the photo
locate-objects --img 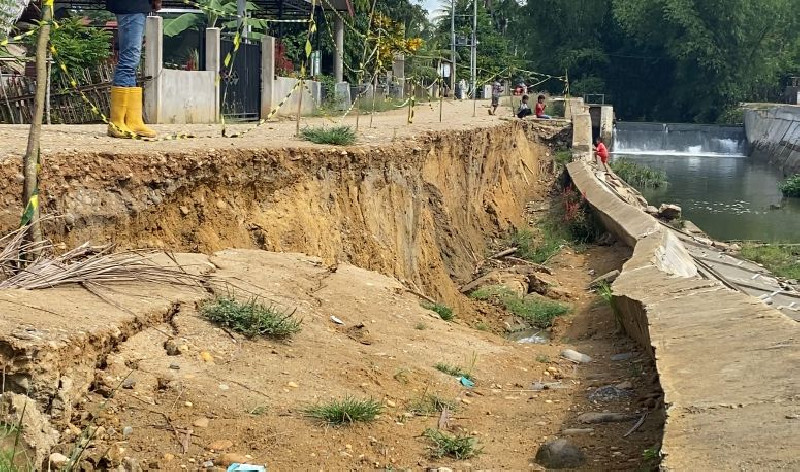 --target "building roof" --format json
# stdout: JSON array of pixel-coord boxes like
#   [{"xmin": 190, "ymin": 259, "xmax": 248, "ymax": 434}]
[{"xmin": 54, "ymin": 0, "xmax": 353, "ymax": 18}]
